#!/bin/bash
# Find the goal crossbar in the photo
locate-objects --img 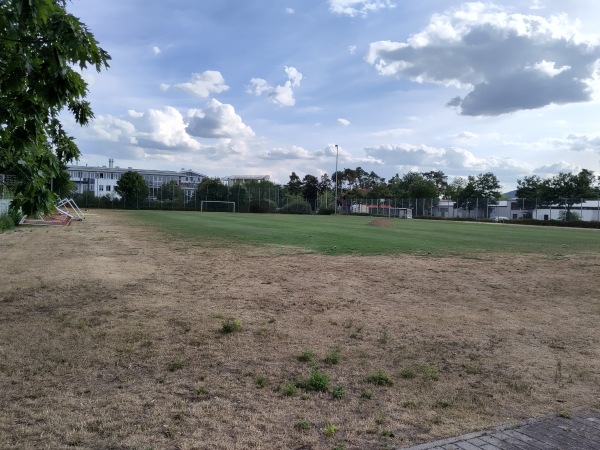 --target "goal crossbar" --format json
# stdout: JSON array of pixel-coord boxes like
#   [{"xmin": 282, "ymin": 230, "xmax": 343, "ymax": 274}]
[{"xmin": 200, "ymin": 201, "xmax": 236, "ymax": 213}]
